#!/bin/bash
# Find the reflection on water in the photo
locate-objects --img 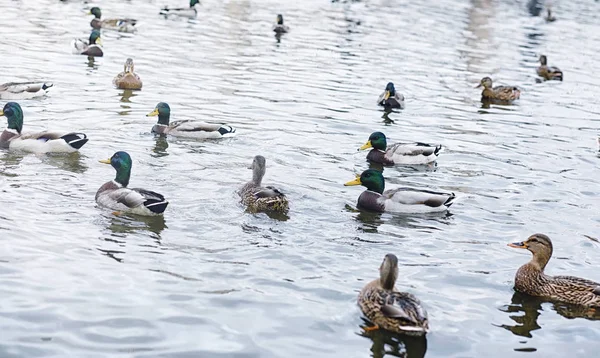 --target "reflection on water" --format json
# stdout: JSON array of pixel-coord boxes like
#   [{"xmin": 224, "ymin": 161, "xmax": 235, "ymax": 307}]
[{"xmin": 359, "ymin": 319, "xmax": 427, "ymax": 358}]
